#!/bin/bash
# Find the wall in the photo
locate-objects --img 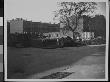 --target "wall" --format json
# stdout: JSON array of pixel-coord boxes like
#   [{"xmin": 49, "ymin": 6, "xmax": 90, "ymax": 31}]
[
  {"xmin": 23, "ymin": 20, "xmax": 32, "ymax": 33},
  {"xmin": 81, "ymin": 32, "xmax": 94, "ymax": 41},
  {"xmin": 43, "ymin": 32, "xmax": 67, "ymax": 39},
  {"xmin": 23, "ymin": 22, "xmax": 60, "ymax": 33},
  {"xmin": 9, "ymin": 18, "xmax": 60, "ymax": 34},
  {"xmin": 10, "ymin": 19, "xmax": 23, "ymax": 33}
]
